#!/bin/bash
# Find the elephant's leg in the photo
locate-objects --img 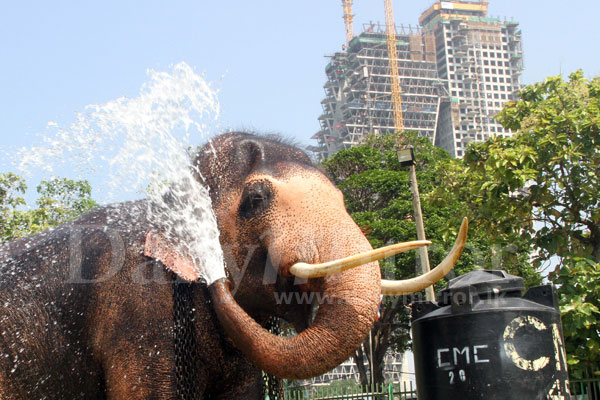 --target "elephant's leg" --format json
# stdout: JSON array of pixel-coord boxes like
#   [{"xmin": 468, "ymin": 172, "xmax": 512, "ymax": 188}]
[
  {"xmin": 204, "ymin": 357, "xmax": 264, "ymax": 400},
  {"xmin": 102, "ymin": 347, "xmax": 183, "ymax": 400},
  {"xmin": 212, "ymin": 372, "xmax": 264, "ymax": 400}
]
